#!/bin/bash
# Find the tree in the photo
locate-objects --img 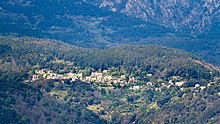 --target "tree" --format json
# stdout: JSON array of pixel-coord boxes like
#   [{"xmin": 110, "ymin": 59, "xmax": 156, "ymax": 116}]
[
  {"xmin": 101, "ymin": 88, "xmax": 106, "ymax": 96},
  {"xmin": 99, "ymin": 110, "xmax": 106, "ymax": 115}
]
